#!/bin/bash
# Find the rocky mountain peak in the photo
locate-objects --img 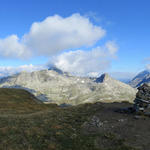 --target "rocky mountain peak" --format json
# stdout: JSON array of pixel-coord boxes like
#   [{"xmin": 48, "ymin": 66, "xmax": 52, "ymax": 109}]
[
  {"xmin": 129, "ymin": 70, "xmax": 150, "ymax": 87},
  {"xmin": 48, "ymin": 66, "xmax": 64, "ymax": 74},
  {"xmin": 95, "ymin": 73, "xmax": 112, "ymax": 83},
  {"xmin": 48, "ymin": 66, "xmax": 71, "ymax": 76}
]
